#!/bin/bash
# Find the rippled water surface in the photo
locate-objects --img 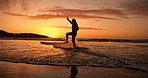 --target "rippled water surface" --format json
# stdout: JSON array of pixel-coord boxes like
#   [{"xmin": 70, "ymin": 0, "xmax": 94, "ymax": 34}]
[{"xmin": 0, "ymin": 40, "xmax": 148, "ymax": 72}]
